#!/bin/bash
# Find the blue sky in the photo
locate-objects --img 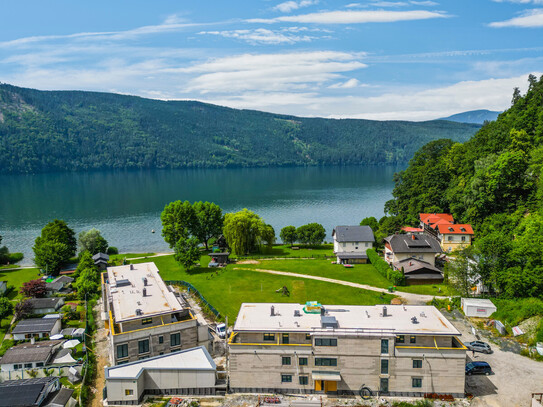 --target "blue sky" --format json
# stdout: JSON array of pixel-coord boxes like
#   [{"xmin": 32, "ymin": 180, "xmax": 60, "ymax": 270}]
[{"xmin": 1, "ymin": 0, "xmax": 542, "ymax": 120}]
